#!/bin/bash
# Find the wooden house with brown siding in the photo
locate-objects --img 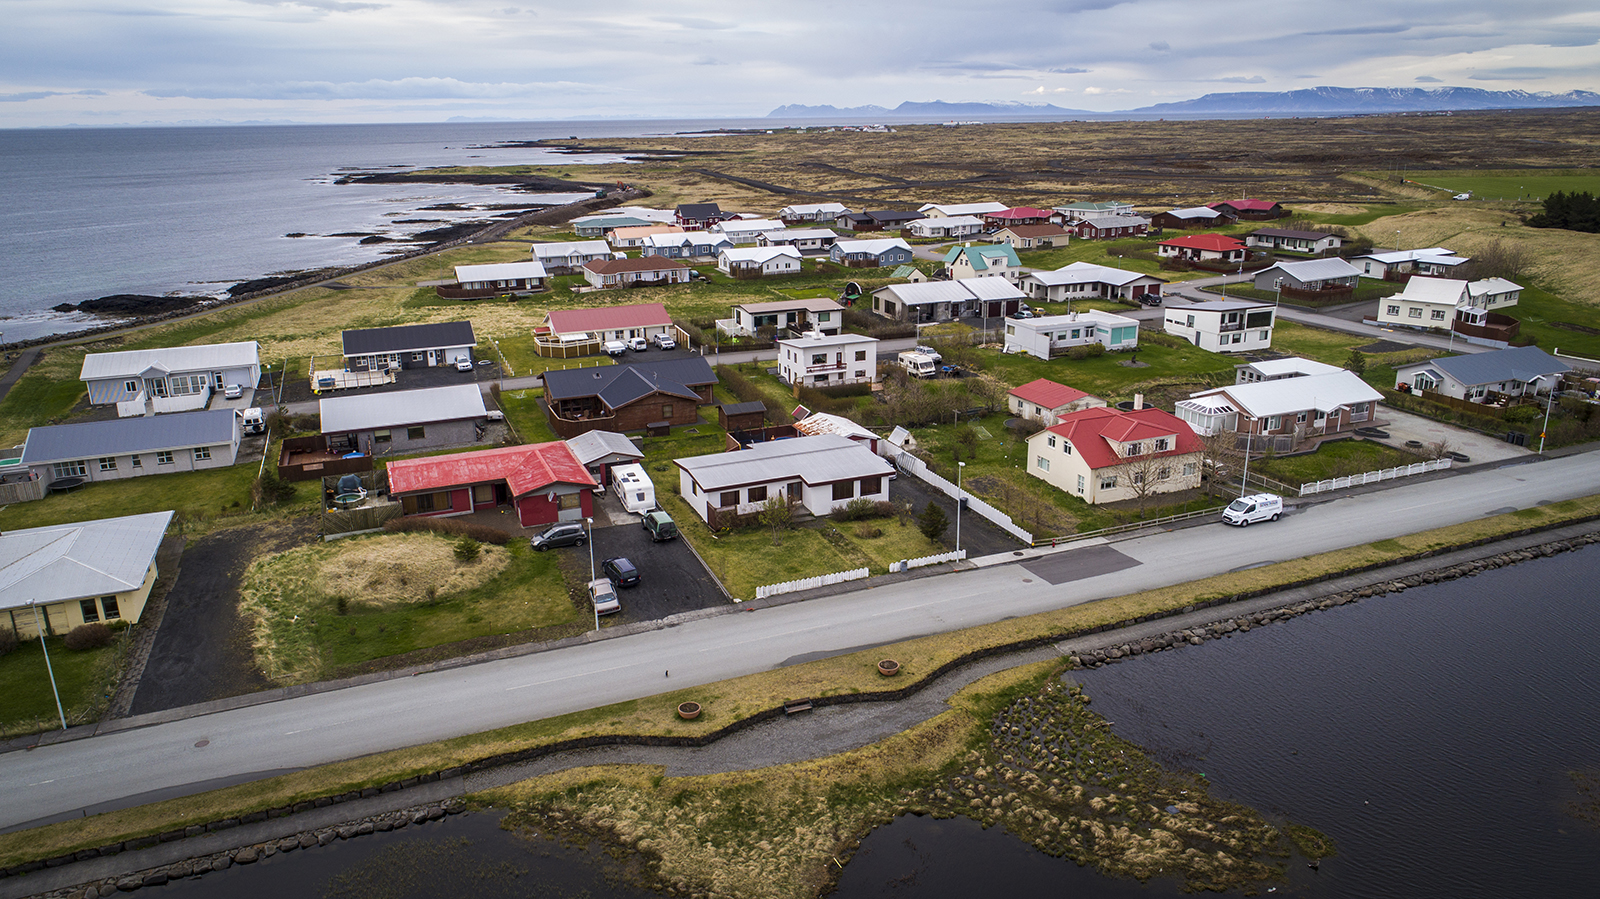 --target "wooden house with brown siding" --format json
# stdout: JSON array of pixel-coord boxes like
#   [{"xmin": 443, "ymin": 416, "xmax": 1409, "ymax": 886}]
[{"xmin": 542, "ymin": 358, "xmax": 718, "ymax": 438}]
